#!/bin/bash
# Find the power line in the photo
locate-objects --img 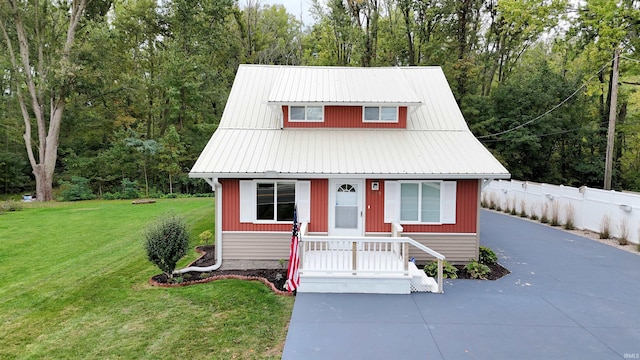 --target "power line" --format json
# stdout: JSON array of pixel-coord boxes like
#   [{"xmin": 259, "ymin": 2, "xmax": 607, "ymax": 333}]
[
  {"xmin": 620, "ymin": 55, "xmax": 640, "ymax": 63},
  {"xmin": 479, "ymin": 126, "xmax": 587, "ymax": 143},
  {"xmin": 476, "ymin": 59, "xmax": 612, "ymax": 139}
]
